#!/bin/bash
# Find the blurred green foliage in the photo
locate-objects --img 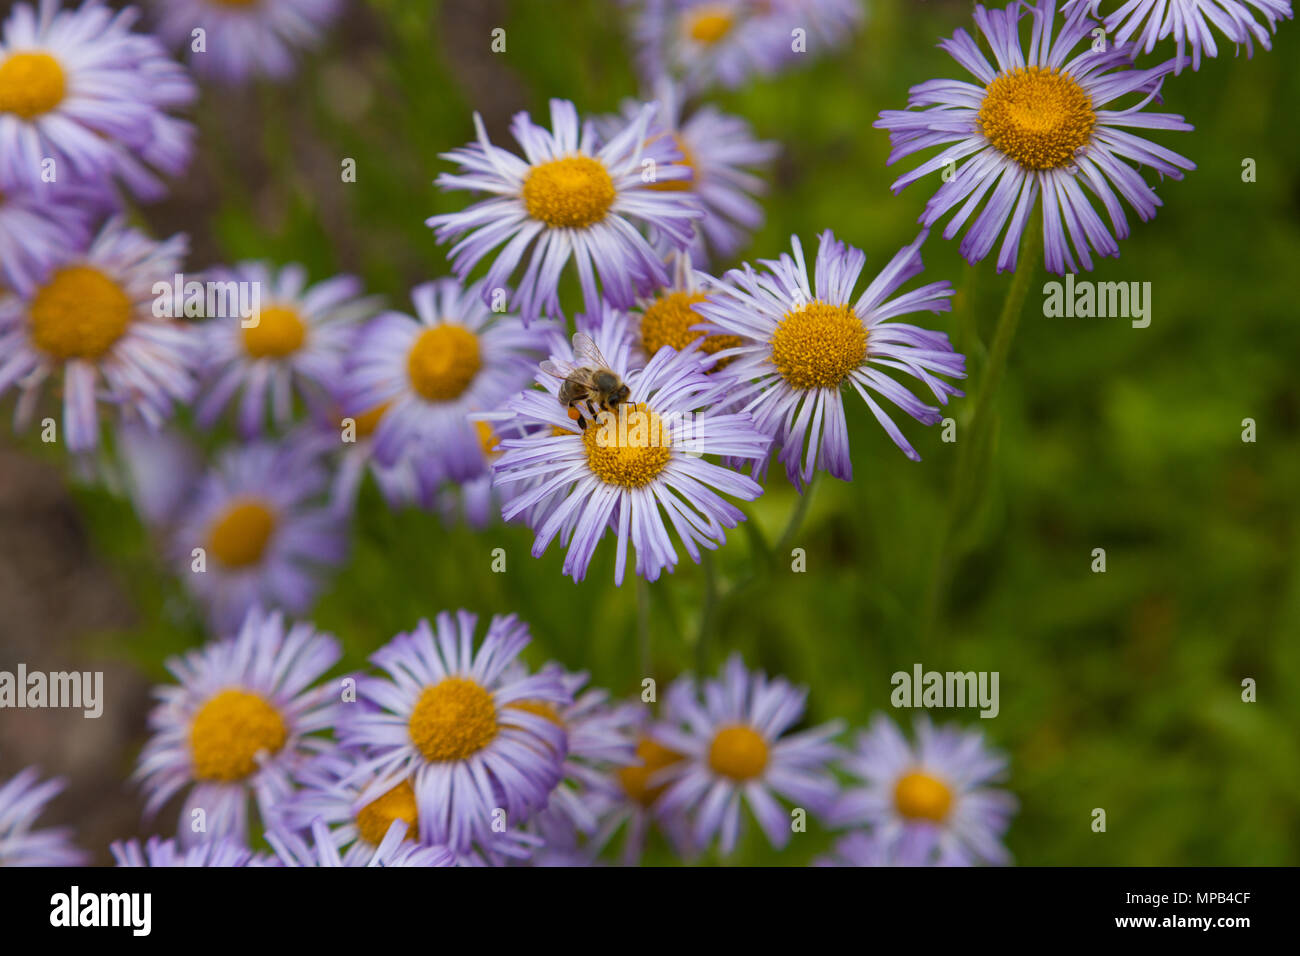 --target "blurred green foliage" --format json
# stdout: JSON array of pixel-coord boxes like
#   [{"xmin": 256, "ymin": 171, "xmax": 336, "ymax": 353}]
[{"xmin": 44, "ymin": 0, "xmax": 1300, "ymax": 864}]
